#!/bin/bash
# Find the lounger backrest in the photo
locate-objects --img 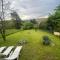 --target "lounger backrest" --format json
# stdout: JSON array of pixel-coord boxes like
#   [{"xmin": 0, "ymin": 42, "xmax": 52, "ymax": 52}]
[
  {"xmin": 3, "ymin": 46, "xmax": 14, "ymax": 56},
  {"xmin": 5, "ymin": 46, "xmax": 22, "ymax": 60},
  {"xmin": 0, "ymin": 46, "xmax": 6, "ymax": 53}
]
